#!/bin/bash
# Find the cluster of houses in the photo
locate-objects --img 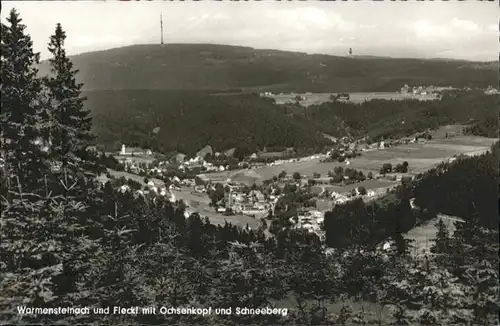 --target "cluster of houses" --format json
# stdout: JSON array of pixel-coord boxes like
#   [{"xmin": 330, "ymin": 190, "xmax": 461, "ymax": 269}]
[
  {"xmin": 116, "ymin": 157, "xmax": 174, "ymax": 179},
  {"xmin": 200, "ymin": 181, "xmax": 276, "ymax": 217},
  {"xmin": 124, "ymin": 178, "xmax": 195, "ymax": 220},
  {"xmin": 117, "ymin": 179, "xmax": 176, "ymax": 203},
  {"xmin": 112, "ymin": 139, "xmax": 408, "ymax": 232},
  {"xmin": 175, "ymin": 146, "xmax": 292, "ymax": 173},
  {"xmin": 326, "ymin": 137, "xmax": 362, "ymax": 161},
  {"xmin": 378, "ymin": 135, "xmax": 430, "ymax": 148},
  {"xmin": 116, "ymin": 144, "xmax": 231, "ymax": 176},
  {"xmin": 332, "ymin": 93, "xmax": 350, "ymax": 102},
  {"xmin": 289, "ymin": 189, "xmax": 376, "ymax": 238},
  {"xmin": 485, "ymin": 85, "xmax": 499, "ymax": 94},
  {"xmin": 122, "ymin": 160, "xmax": 150, "ymax": 175},
  {"xmin": 355, "ymin": 130, "xmax": 433, "ymax": 151},
  {"xmin": 110, "ymin": 152, "xmax": 393, "ymax": 238},
  {"xmin": 119, "ymin": 144, "xmax": 153, "ymax": 156},
  {"xmin": 177, "ymin": 156, "xmax": 229, "ymax": 173},
  {"xmin": 291, "ymin": 209, "xmax": 325, "ymax": 236},
  {"xmin": 260, "ymin": 92, "xmax": 274, "ymax": 97},
  {"xmin": 222, "ymin": 187, "xmax": 271, "ymax": 216},
  {"xmin": 329, "ymin": 191, "xmax": 352, "ymax": 205},
  {"xmin": 398, "ymin": 84, "xmax": 497, "ymax": 98},
  {"xmin": 400, "ymin": 84, "xmax": 450, "ymax": 96},
  {"xmin": 328, "ymin": 188, "xmax": 378, "ymax": 204}
]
